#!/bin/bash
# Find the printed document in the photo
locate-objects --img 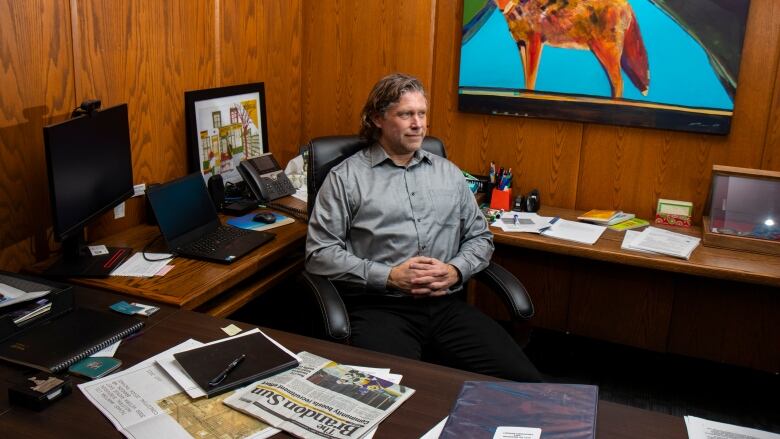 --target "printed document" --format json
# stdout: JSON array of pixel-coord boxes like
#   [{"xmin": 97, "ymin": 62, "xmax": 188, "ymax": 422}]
[
  {"xmin": 111, "ymin": 252, "xmax": 173, "ymax": 277},
  {"xmin": 491, "ymin": 212, "xmax": 555, "ymax": 233},
  {"xmin": 621, "ymin": 230, "xmax": 656, "ymax": 254},
  {"xmin": 625, "ymin": 226, "xmax": 700, "ymax": 259},
  {"xmin": 685, "ymin": 416, "xmax": 780, "ymax": 439},
  {"xmin": 541, "ymin": 219, "xmax": 606, "ymax": 245},
  {"xmin": 79, "ymin": 339, "xmax": 278, "ymax": 439}
]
